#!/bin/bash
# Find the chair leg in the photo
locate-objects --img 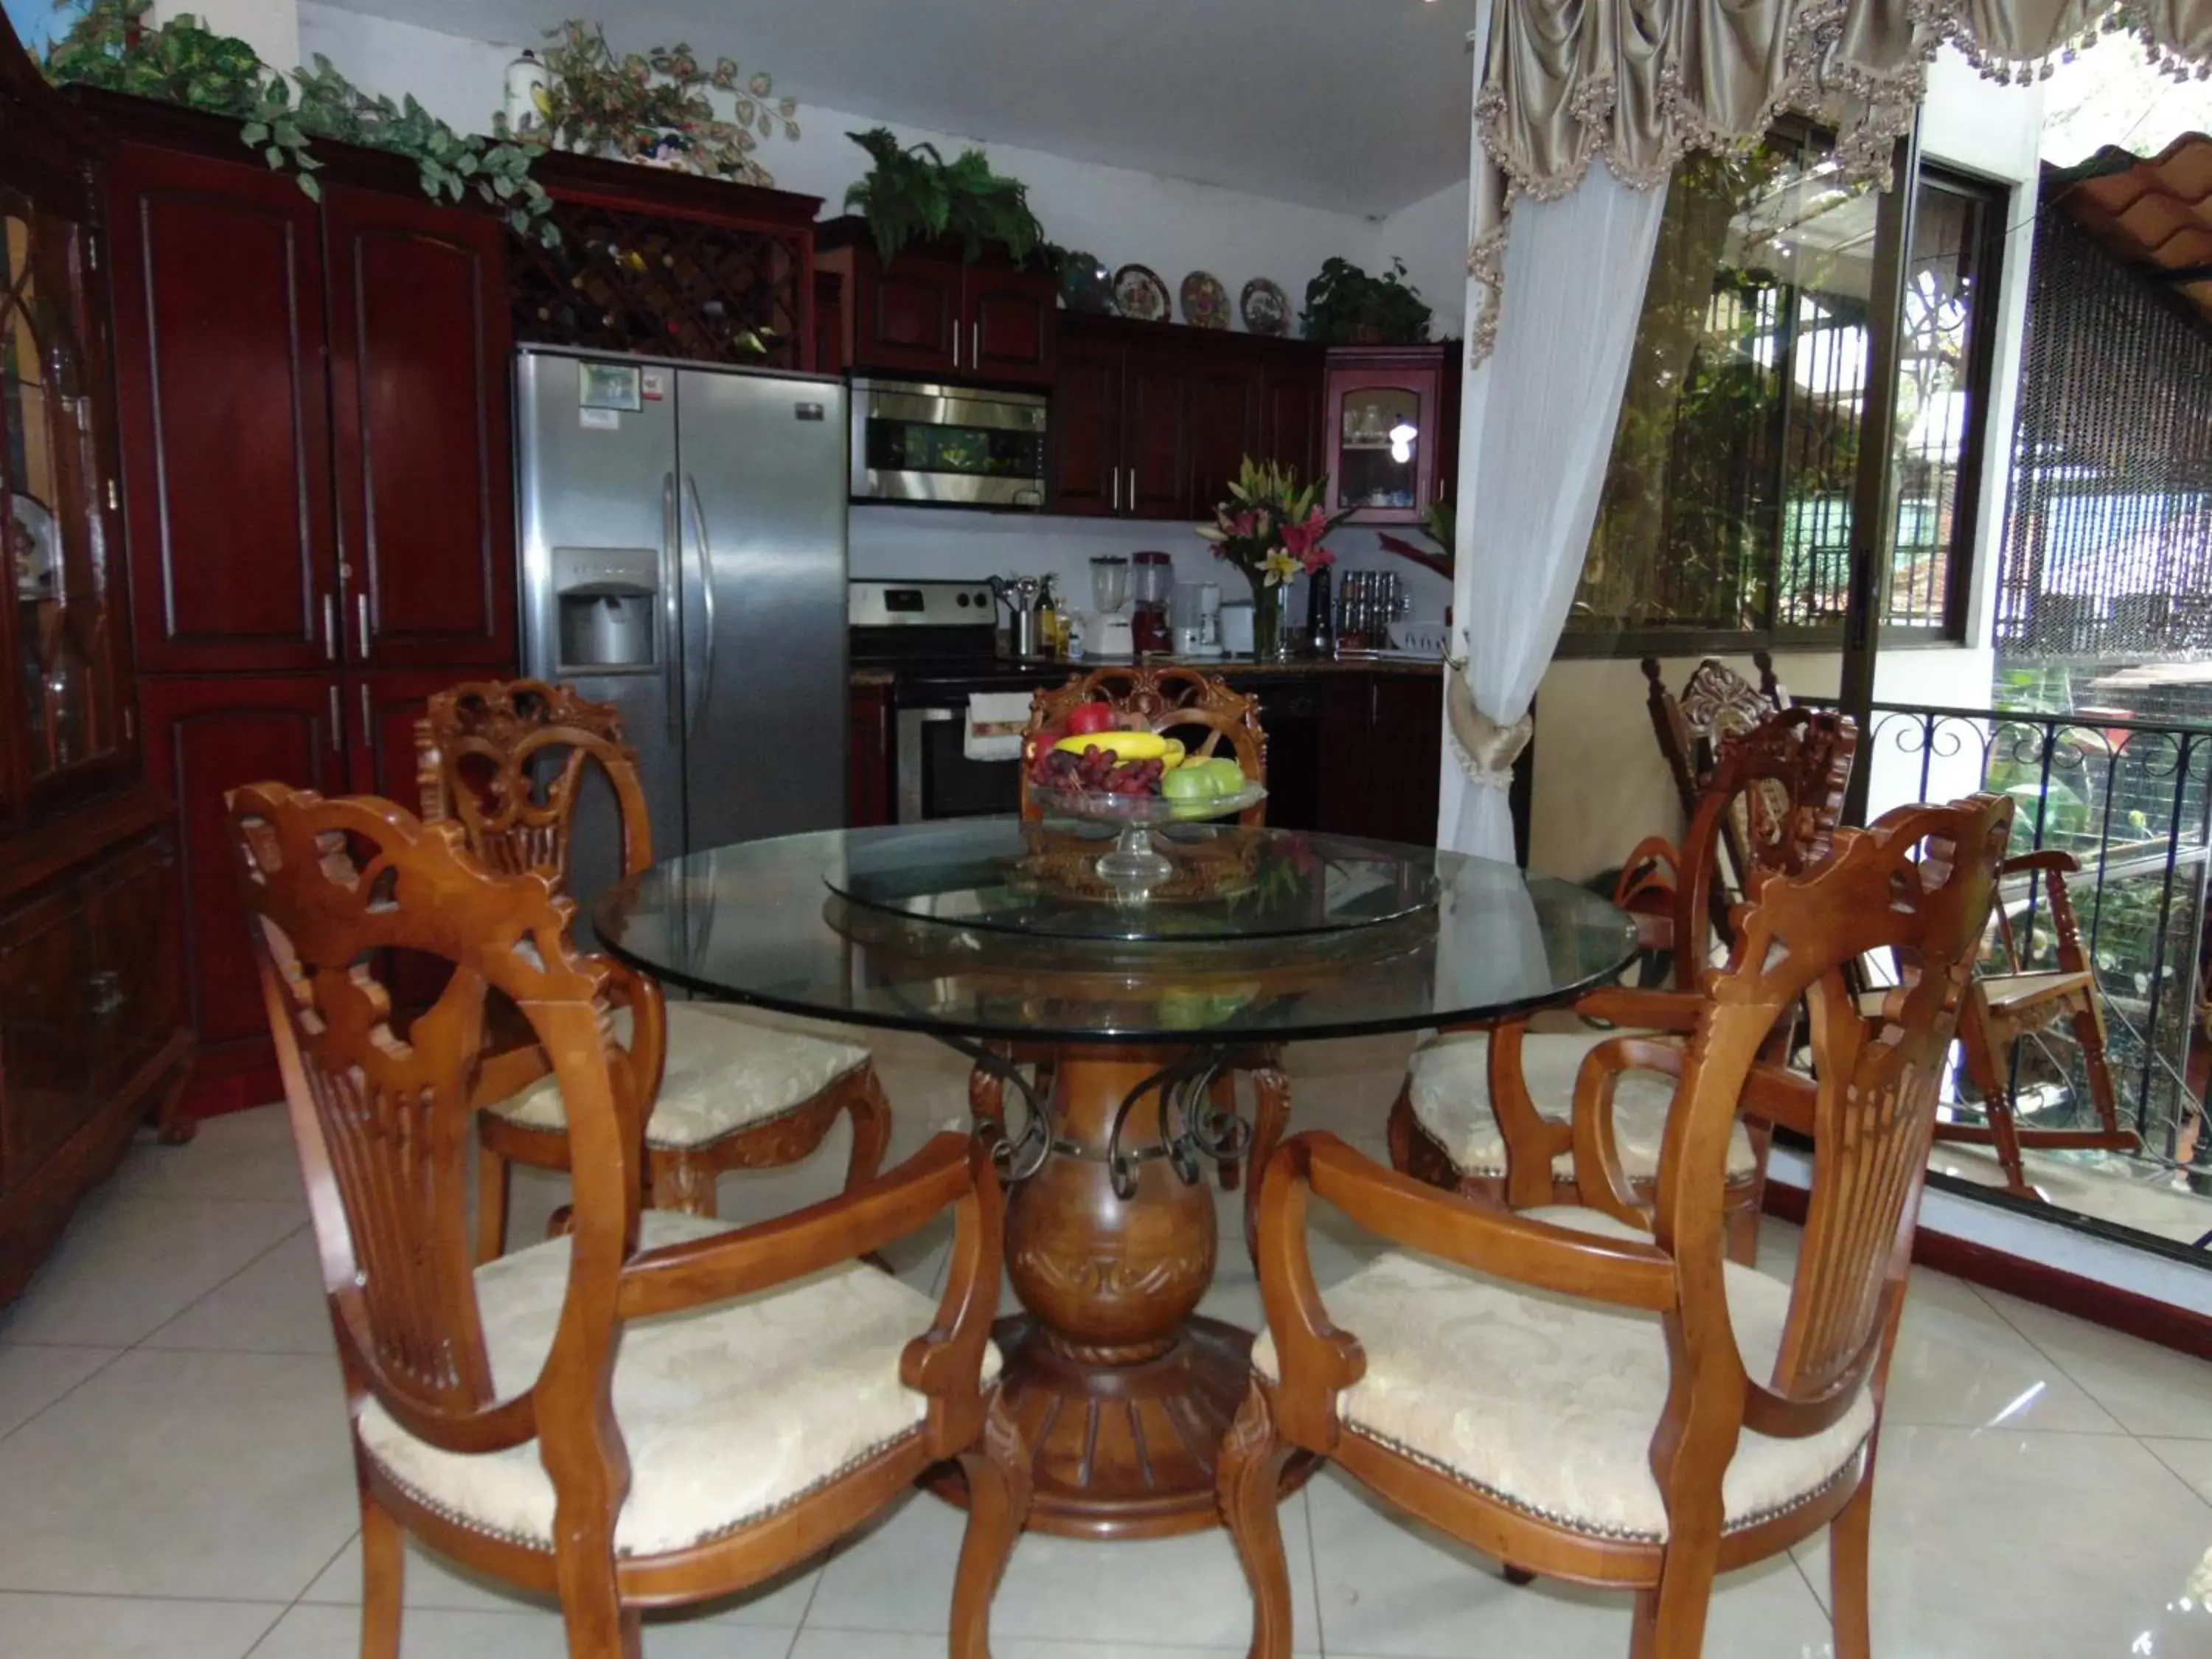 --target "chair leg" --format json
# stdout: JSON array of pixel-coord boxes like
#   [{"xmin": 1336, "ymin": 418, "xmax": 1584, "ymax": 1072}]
[
  {"xmin": 2071, "ymin": 999, "xmax": 2132, "ymax": 1147},
  {"xmin": 358, "ymin": 1490, "xmax": 403, "ymax": 1659},
  {"xmin": 1217, "ymin": 1384, "xmax": 1298, "ymax": 1659},
  {"xmin": 1243, "ymin": 1066, "xmax": 1292, "ymax": 1267},
  {"xmin": 951, "ymin": 1394, "xmax": 1032, "ymax": 1659},
  {"xmin": 844, "ymin": 1066, "xmax": 894, "ymax": 1193},
  {"xmin": 474, "ymin": 1133, "xmax": 511, "ymax": 1265},
  {"xmin": 968, "ymin": 1048, "xmax": 1009, "ymax": 1138},
  {"xmin": 1628, "ymin": 1554, "xmax": 1718, "ymax": 1659},
  {"xmin": 1959, "ymin": 1015, "xmax": 2036, "ymax": 1197},
  {"xmin": 650, "ymin": 1152, "xmax": 719, "ymax": 1217},
  {"xmin": 1830, "ymin": 1475, "xmax": 1875, "ymax": 1659}
]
